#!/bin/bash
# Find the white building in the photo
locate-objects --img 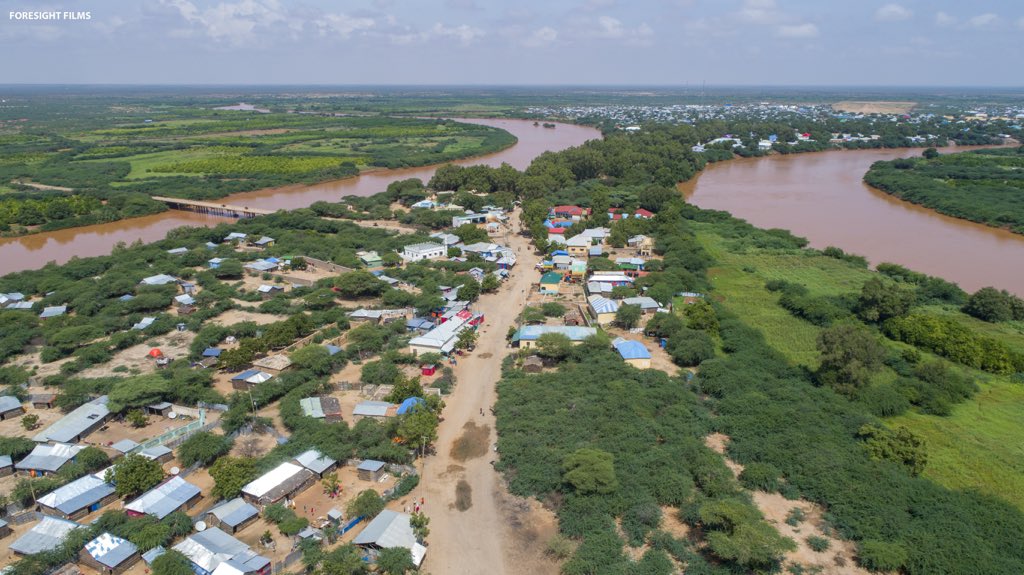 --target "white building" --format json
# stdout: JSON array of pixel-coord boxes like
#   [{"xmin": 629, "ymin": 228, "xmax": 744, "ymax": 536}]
[{"xmin": 401, "ymin": 242, "xmax": 446, "ymax": 262}]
